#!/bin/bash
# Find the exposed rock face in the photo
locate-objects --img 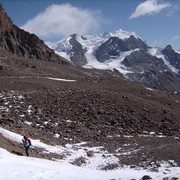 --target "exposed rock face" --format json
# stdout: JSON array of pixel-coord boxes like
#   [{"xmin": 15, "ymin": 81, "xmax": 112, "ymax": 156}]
[
  {"xmin": 95, "ymin": 36, "xmax": 148, "ymax": 62},
  {"xmin": 122, "ymin": 50, "xmax": 166, "ymax": 72},
  {"xmin": 0, "ymin": 4, "xmax": 70, "ymax": 65},
  {"xmin": 128, "ymin": 70, "xmax": 180, "ymax": 92},
  {"xmin": 68, "ymin": 34, "xmax": 87, "ymax": 66},
  {"xmin": 162, "ymin": 45, "xmax": 180, "ymax": 72},
  {"xmin": 123, "ymin": 35, "xmax": 148, "ymax": 51},
  {"xmin": 122, "ymin": 50, "xmax": 180, "ymax": 91},
  {"xmin": 0, "ymin": 4, "xmax": 13, "ymax": 32},
  {"xmin": 95, "ymin": 37, "xmax": 129, "ymax": 62}
]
